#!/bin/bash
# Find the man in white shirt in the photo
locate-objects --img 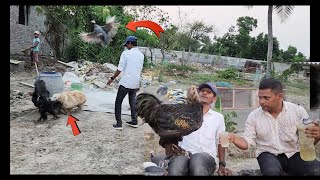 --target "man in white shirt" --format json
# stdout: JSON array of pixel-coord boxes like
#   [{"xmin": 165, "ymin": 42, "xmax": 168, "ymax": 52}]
[
  {"xmin": 167, "ymin": 82, "xmax": 231, "ymax": 176},
  {"xmin": 227, "ymin": 78, "xmax": 320, "ymax": 175},
  {"xmin": 107, "ymin": 36, "xmax": 144, "ymax": 130}
]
